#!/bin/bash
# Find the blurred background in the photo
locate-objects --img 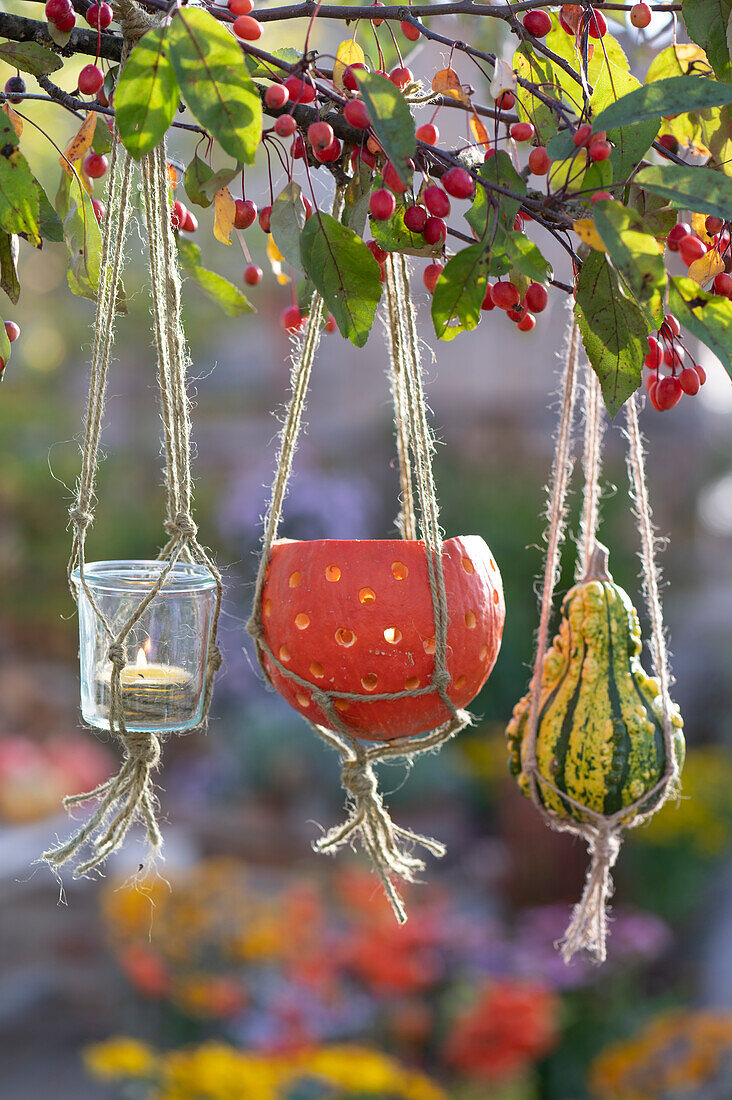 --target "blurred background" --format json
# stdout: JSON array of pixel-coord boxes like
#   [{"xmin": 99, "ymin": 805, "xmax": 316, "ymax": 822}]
[{"xmin": 3, "ymin": 6, "xmax": 732, "ymax": 1099}]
